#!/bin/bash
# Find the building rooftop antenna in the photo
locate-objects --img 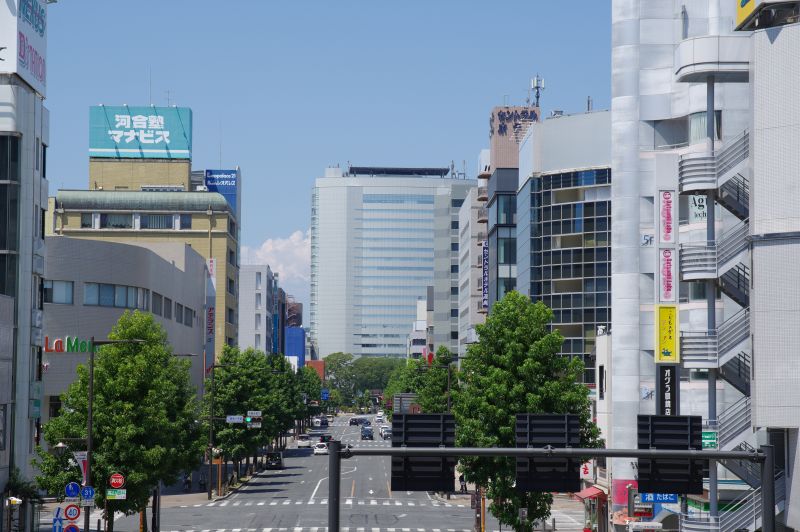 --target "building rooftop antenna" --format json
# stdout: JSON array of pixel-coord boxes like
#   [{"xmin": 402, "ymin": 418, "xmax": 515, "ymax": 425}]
[{"xmin": 531, "ymin": 75, "xmax": 545, "ymax": 108}]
